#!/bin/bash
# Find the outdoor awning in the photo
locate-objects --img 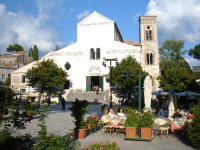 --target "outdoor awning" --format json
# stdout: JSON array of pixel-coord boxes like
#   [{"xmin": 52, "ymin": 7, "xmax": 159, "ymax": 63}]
[
  {"xmin": 152, "ymin": 91, "xmax": 169, "ymax": 96},
  {"xmin": 175, "ymin": 91, "xmax": 200, "ymax": 96}
]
